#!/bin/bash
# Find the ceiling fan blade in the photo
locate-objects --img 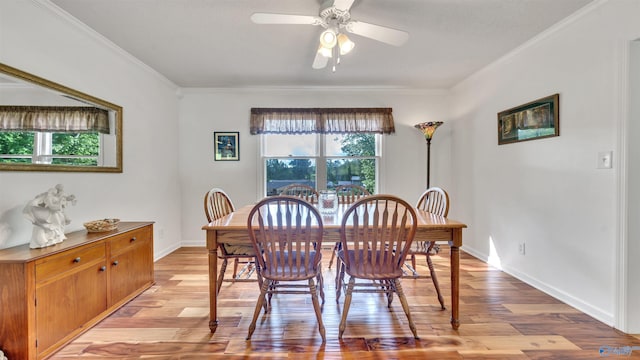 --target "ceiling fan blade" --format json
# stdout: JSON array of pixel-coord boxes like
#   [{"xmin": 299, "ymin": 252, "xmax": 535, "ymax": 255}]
[
  {"xmin": 345, "ymin": 21, "xmax": 409, "ymax": 46},
  {"xmin": 312, "ymin": 49, "xmax": 329, "ymax": 69},
  {"xmin": 250, "ymin": 13, "xmax": 321, "ymax": 25},
  {"xmin": 332, "ymin": 0, "xmax": 355, "ymax": 11}
]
